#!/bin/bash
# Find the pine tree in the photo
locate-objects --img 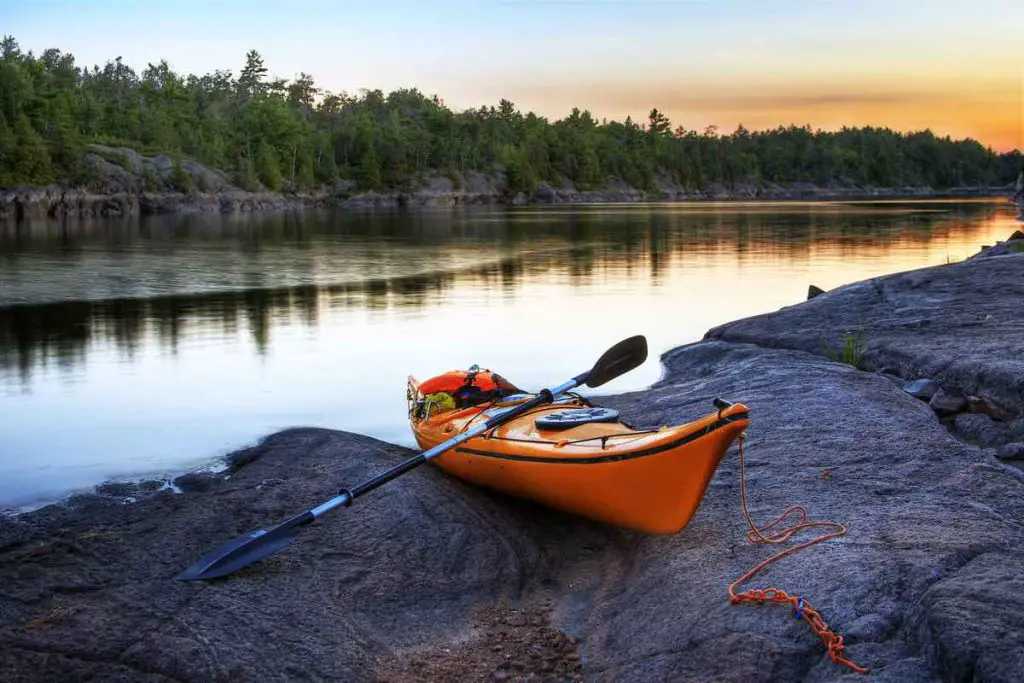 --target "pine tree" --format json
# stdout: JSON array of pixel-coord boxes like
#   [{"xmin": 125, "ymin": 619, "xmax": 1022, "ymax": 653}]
[
  {"xmin": 48, "ymin": 93, "xmax": 84, "ymax": 179},
  {"xmin": 13, "ymin": 113, "xmax": 53, "ymax": 184},
  {"xmin": 238, "ymin": 50, "xmax": 267, "ymax": 101},
  {"xmin": 0, "ymin": 112, "xmax": 16, "ymax": 185}
]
